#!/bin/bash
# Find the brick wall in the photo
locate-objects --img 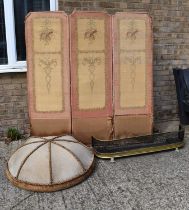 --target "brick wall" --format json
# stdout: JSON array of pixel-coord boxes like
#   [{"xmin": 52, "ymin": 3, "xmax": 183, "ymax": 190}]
[
  {"xmin": 0, "ymin": 73, "xmax": 30, "ymax": 137},
  {"xmin": 1, "ymin": 0, "xmax": 189, "ymax": 137}
]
